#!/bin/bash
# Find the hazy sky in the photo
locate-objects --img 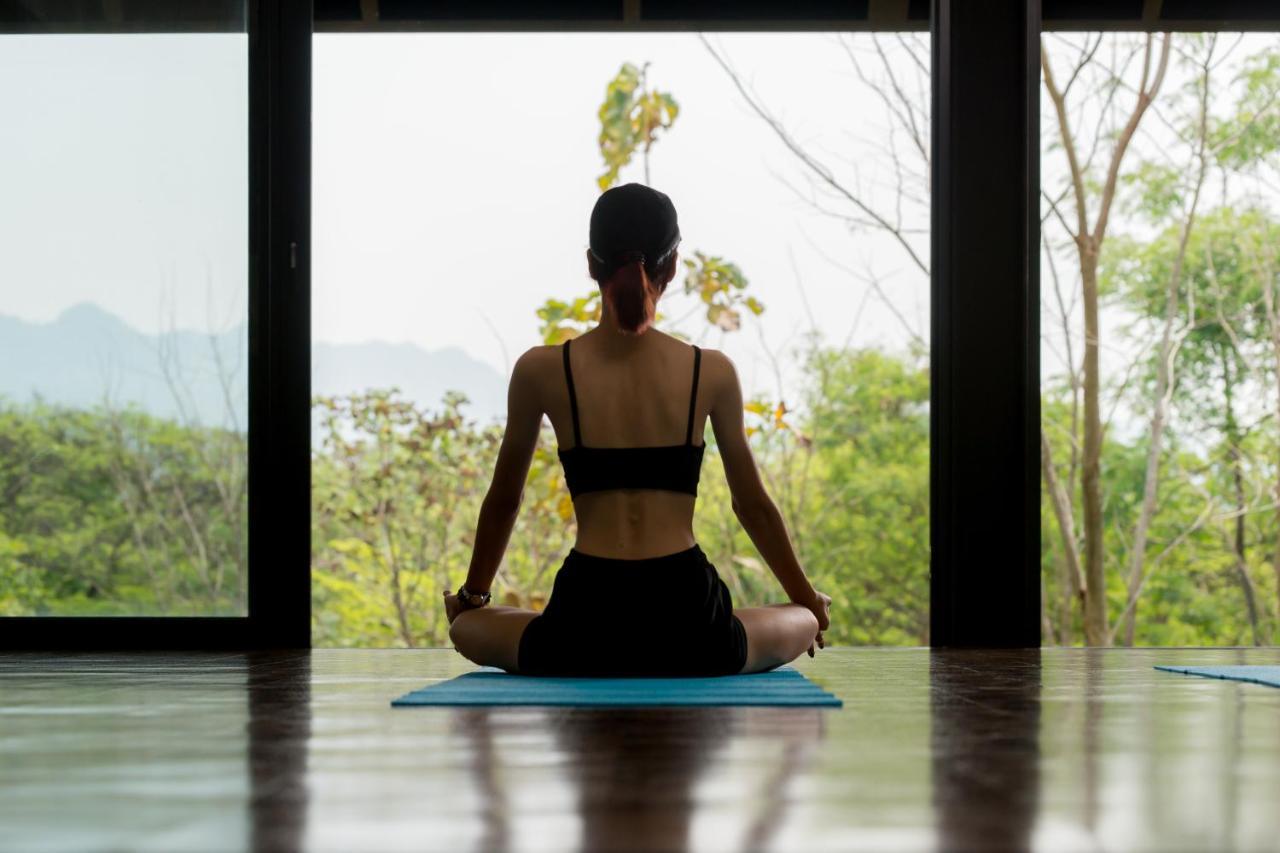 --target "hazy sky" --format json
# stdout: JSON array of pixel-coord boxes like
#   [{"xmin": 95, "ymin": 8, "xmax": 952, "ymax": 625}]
[
  {"xmin": 311, "ymin": 32, "xmax": 930, "ymax": 400},
  {"xmin": 0, "ymin": 34, "xmax": 249, "ymax": 337},
  {"xmin": 8, "ymin": 29, "xmax": 1280, "ymax": 420},
  {"xmin": 1, "ymin": 31, "xmax": 930, "ymax": 405}
]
